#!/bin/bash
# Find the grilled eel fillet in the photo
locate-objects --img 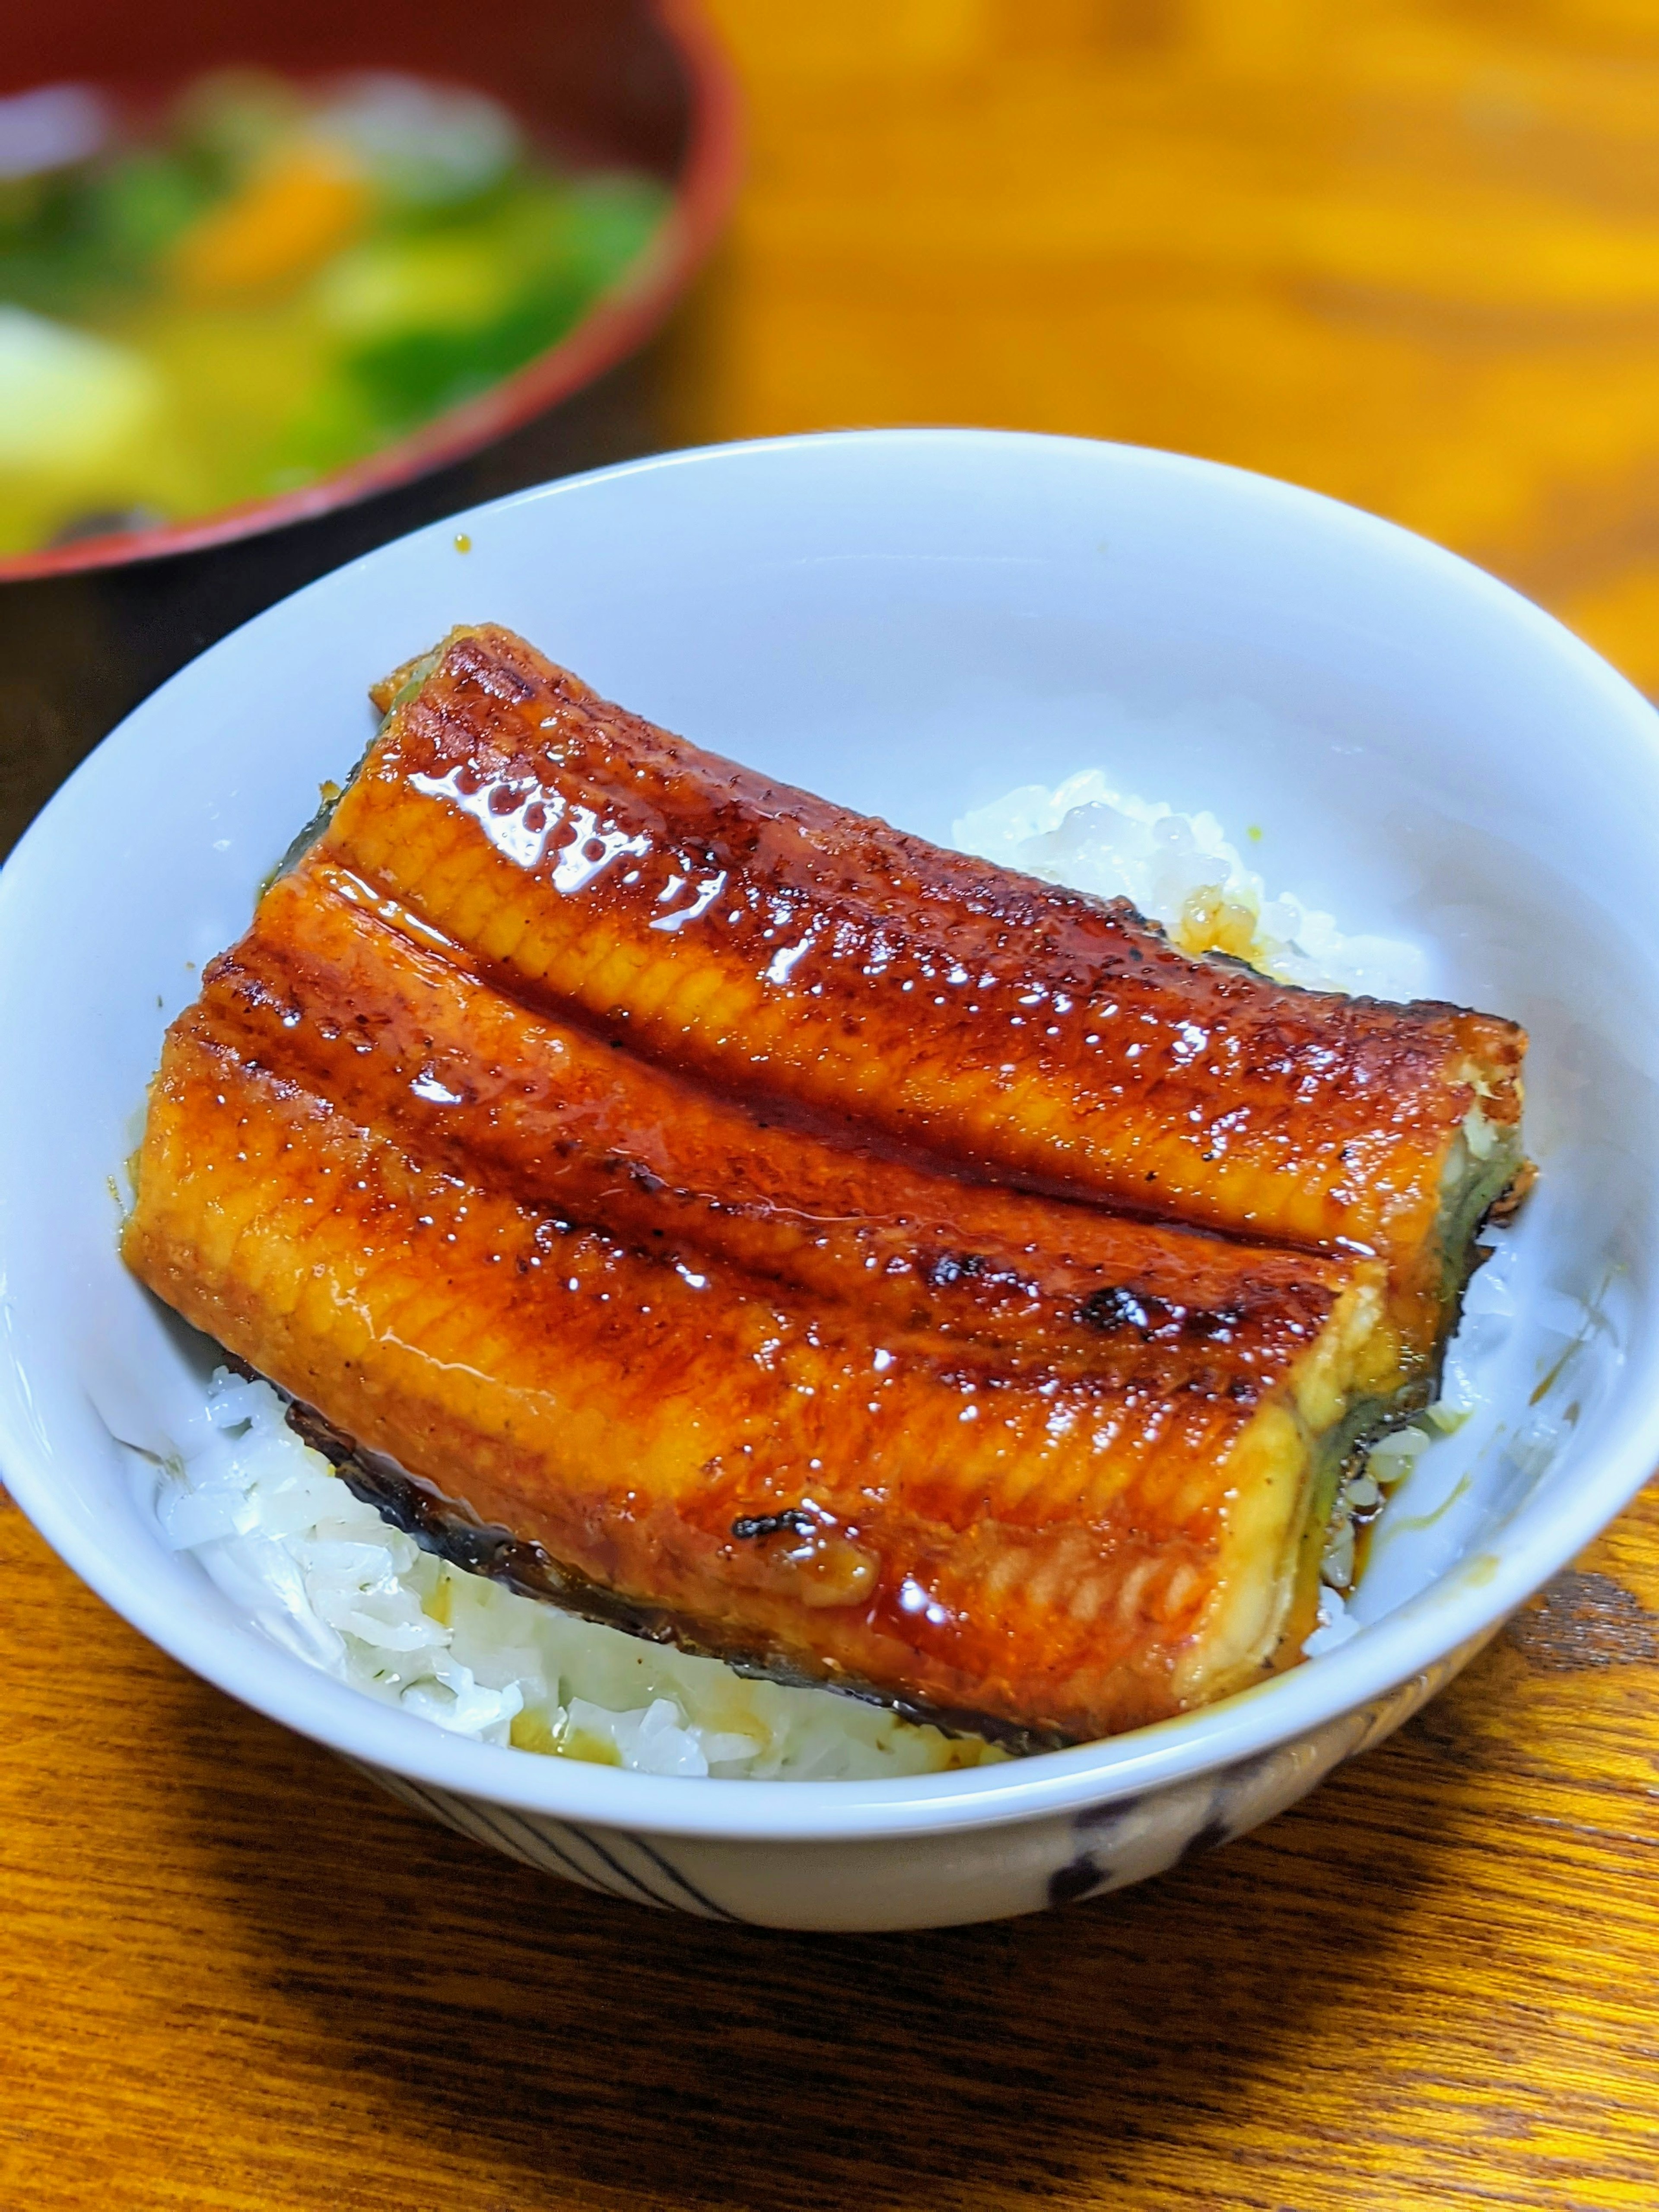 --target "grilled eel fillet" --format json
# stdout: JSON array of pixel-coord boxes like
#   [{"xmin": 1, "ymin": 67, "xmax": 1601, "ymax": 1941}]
[
  {"xmin": 121, "ymin": 625, "xmax": 1525, "ymax": 1745},
  {"xmin": 344, "ymin": 626, "xmax": 1523, "ymax": 1361}
]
